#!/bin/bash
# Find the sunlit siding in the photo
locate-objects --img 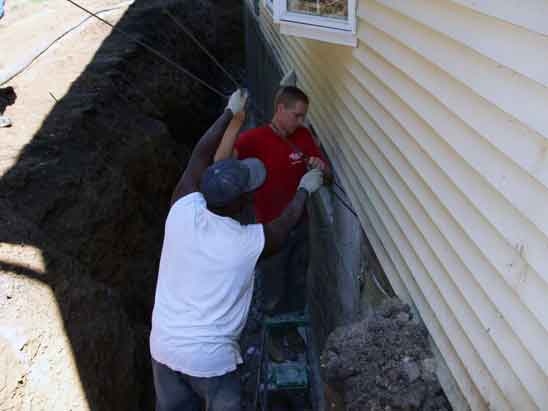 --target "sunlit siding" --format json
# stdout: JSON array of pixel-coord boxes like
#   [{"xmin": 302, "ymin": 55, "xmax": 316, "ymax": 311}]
[{"xmin": 252, "ymin": 1, "xmax": 548, "ymax": 410}]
